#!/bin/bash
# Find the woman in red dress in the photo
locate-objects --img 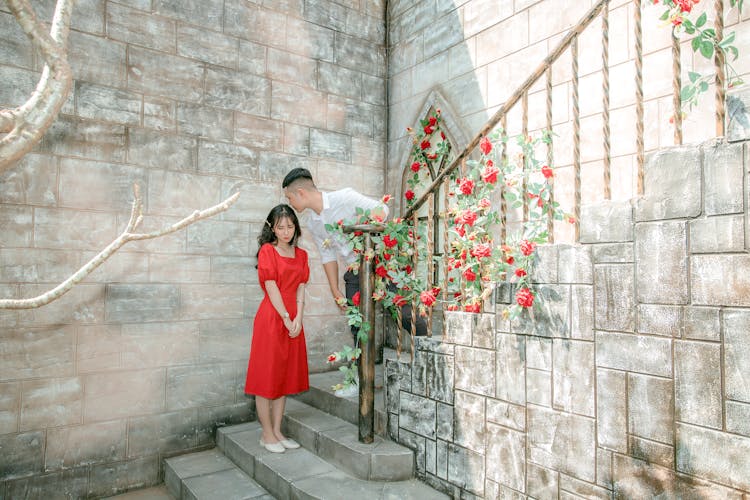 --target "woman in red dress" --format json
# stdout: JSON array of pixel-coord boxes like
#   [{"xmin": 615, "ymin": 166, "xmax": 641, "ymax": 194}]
[{"xmin": 245, "ymin": 204, "xmax": 309, "ymax": 453}]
